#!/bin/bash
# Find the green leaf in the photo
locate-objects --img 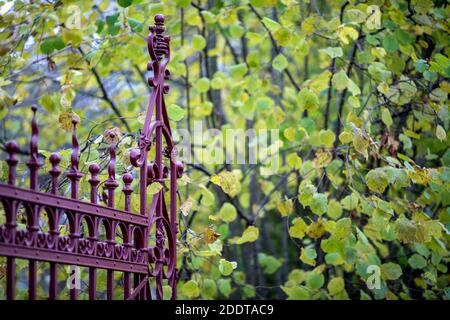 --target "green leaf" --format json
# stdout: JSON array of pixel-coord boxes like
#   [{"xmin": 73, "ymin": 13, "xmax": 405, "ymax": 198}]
[
  {"xmin": 167, "ymin": 104, "xmax": 185, "ymax": 121},
  {"xmin": 258, "ymin": 253, "xmax": 282, "ymax": 274},
  {"xmin": 147, "ymin": 182, "xmax": 162, "ymax": 195},
  {"xmin": 381, "ymin": 262, "xmax": 403, "ymax": 280},
  {"xmin": 163, "ymin": 285, "xmax": 172, "ymax": 300},
  {"xmin": 195, "ymin": 77, "xmax": 210, "ymax": 93},
  {"xmin": 217, "ymin": 279, "xmax": 232, "ymax": 297},
  {"xmin": 347, "ymin": 78, "xmax": 361, "ymax": 96},
  {"xmin": 436, "ymin": 125, "xmax": 446, "ymax": 141},
  {"xmin": 219, "ymin": 259, "xmax": 237, "ymax": 276},
  {"xmin": 306, "ymin": 272, "xmax": 324, "ymax": 290},
  {"xmin": 339, "ymin": 131, "xmax": 353, "ymax": 144},
  {"xmin": 202, "ymin": 279, "xmax": 217, "ymax": 298},
  {"xmin": 310, "ymin": 193, "xmax": 328, "ymax": 215},
  {"xmin": 382, "ymin": 34, "xmax": 399, "ymax": 53},
  {"xmin": 181, "ymin": 280, "xmax": 200, "ymax": 298},
  {"xmin": 366, "ymin": 168, "xmax": 389, "ymax": 193},
  {"xmin": 229, "ymin": 24, "xmax": 245, "ymax": 38},
  {"xmin": 320, "ymin": 47, "xmax": 343, "ymax": 59},
  {"xmin": 192, "ymin": 34, "xmax": 206, "ymax": 51},
  {"xmin": 127, "ymin": 18, "xmax": 143, "ymax": 32},
  {"xmin": 106, "ymin": 13, "xmax": 120, "ymax": 26},
  {"xmin": 297, "ymin": 88, "xmax": 319, "ymax": 111},
  {"xmin": 281, "ymin": 285, "xmax": 310, "ymax": 300},
  {"xmin": 272, "ymin": 54, "xmax": 288, "ymax": 71},
  {"xmin": 327, "ymin": 277, "xmax": 345, "ymax": 296},
  {"xmin": 229, "ymin": 63, "xmax": 248, "ymax": 79},
  {"xmin": 199, "ymin": 185, "xmax": 215, "ymax": 207},
  {"xmin": 117, "ymin": 0, "xmax": 133, "ymax": 8},
  {"xmin": 381, "ymin": 107, "xmax": 393, "ymax": 128},
  {"xmin": 219, "ymin": 202, "xmax": 237, "ymax": 223},
  {"xmin": 300, "ymin": 247, "xmax": 317, "ymax": 266},
  {"xmin": 261, "ymin": 17, "xmax": 280, "ymax": 32},
  {"xmin": 40, "ymin": 39, "xmax": 54, "ymax": 54},
  {"xmin": 348, "ymin": 96, "xmax": 360, "ymax": 108},
  {"xmin": 298, "ymin": 182, "xmax": 317, "ymax": 207},
  {"xmin": 415, "ymin": 59, "xmax": 428, "ymax": 73},
  {"xmin": 332, "ymin": 71, "xmax": 349, "ymax": 91},
  {"xmin": 335, "ymin": 217, "xmax": 352, "ymax": 239},
  {"xmin": 175, "ymin": 0, "xmax": 191, "ymax": 8},
  {"xmin": 408, "ymin": 254, "xmax": 427, "ymax": 269},
  {"xmin": 319, "ymin": 129, "xmax": 336, "ymax": 148},
  {"xmin": 341, "ymin": 193, "xmax": 359, "ymax": 211},
  {"xmin": 327, "ymin": 199, "xmax": 343, "ymax": 219}
]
